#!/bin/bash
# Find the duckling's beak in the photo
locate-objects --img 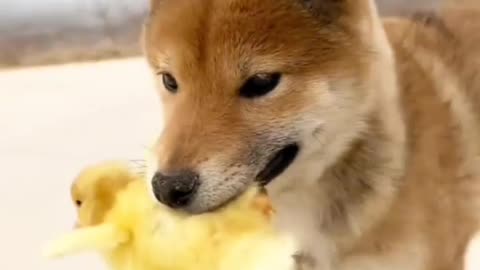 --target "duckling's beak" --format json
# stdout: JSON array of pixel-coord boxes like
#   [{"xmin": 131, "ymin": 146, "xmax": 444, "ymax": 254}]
[{"xmin": 253, "ymin": 193, "xmax": 275, "ymax": 219}]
